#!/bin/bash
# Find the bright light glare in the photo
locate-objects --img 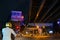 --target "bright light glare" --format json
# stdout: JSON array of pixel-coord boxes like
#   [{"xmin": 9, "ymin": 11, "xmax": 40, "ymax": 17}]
[
  {"xmin": 36, "ymin": 25, "xmax": 39, "ymax": 28},
  {"xmin": 26, "ymin": 32, "xmax": 28, "ymax": 34},
  {"xmin": 49, "ymin": 30, "xmax": 53, "ymax": 34},
  {"xmin": 57, "ymin": 21, "xmax": 60, "ymax": 24},
  {"xmin": 6, "ymin": 24, "xmax": 10, "ymax": 26}
]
